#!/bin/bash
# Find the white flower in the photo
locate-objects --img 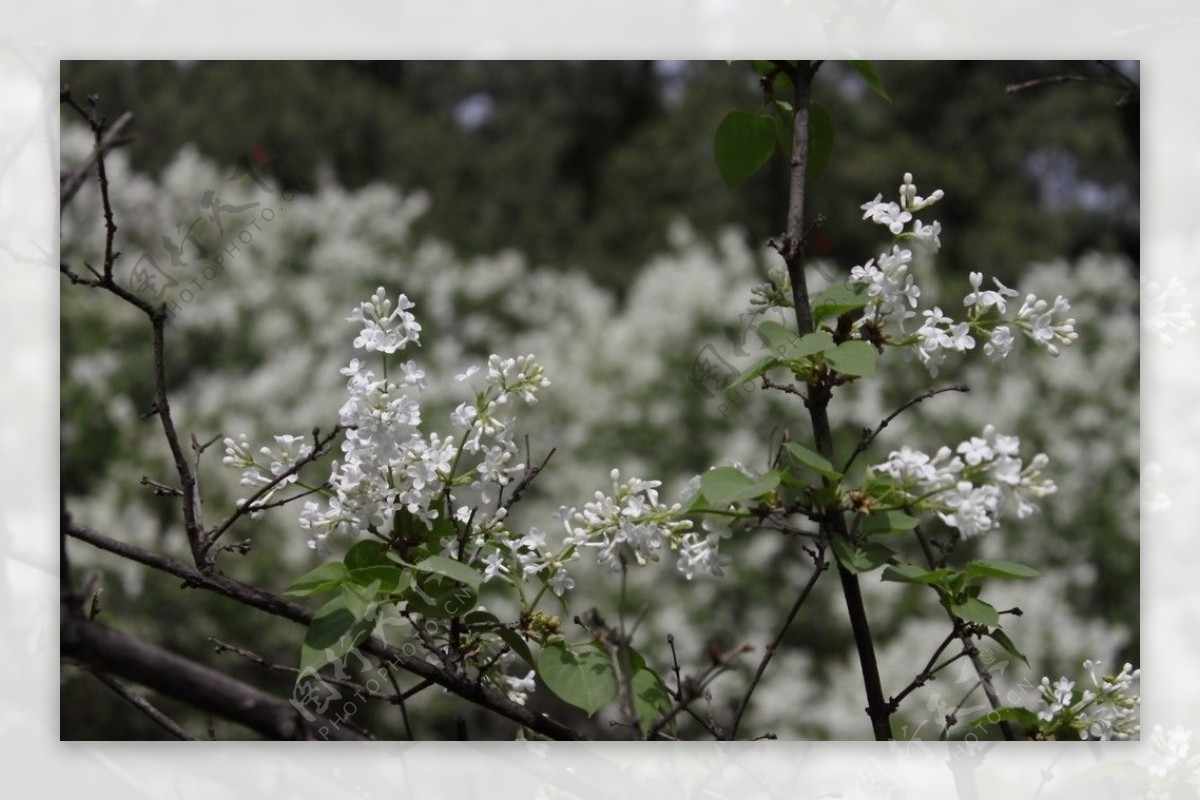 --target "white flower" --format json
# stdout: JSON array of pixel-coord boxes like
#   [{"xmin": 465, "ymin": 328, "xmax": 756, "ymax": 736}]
[
  {"xmin": 964, "ymin": 272, "xmax": 1018, "ymax": 314},
  {"xmin": 481, "ymin": 550, "xmax": 509, "ymax": 582},
  {"xmin": 956, "ymin": 436, "xmax": 994, "ymax": 466},
  {"xmin": 1014, "ymin": 293, "xmax": 1078, "ymax": 357},
  {"xmin": 911, "ymin": 219, "xmax": 942, "ymax": 250},
  {"xmin": 548, "ymin": 568, "xmax": 575, "ymax": 596},
  {"xmin": 899, "ymin": 171, "xmax": 944, "ymax": 212},
  {"xmin": 347, "ymin": 287, "xmax": 422, "ymax": 354},
  {"xmin": 983, "ymin": 325, "xmax": 1014, "ymax": 359},
  {"xmin": 569, "ymin": 468, "xmax": 692, "ymax": 572},
  {"xmin": 504, "ymin": 669, "xmax": 537, "ymax": 706}
]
